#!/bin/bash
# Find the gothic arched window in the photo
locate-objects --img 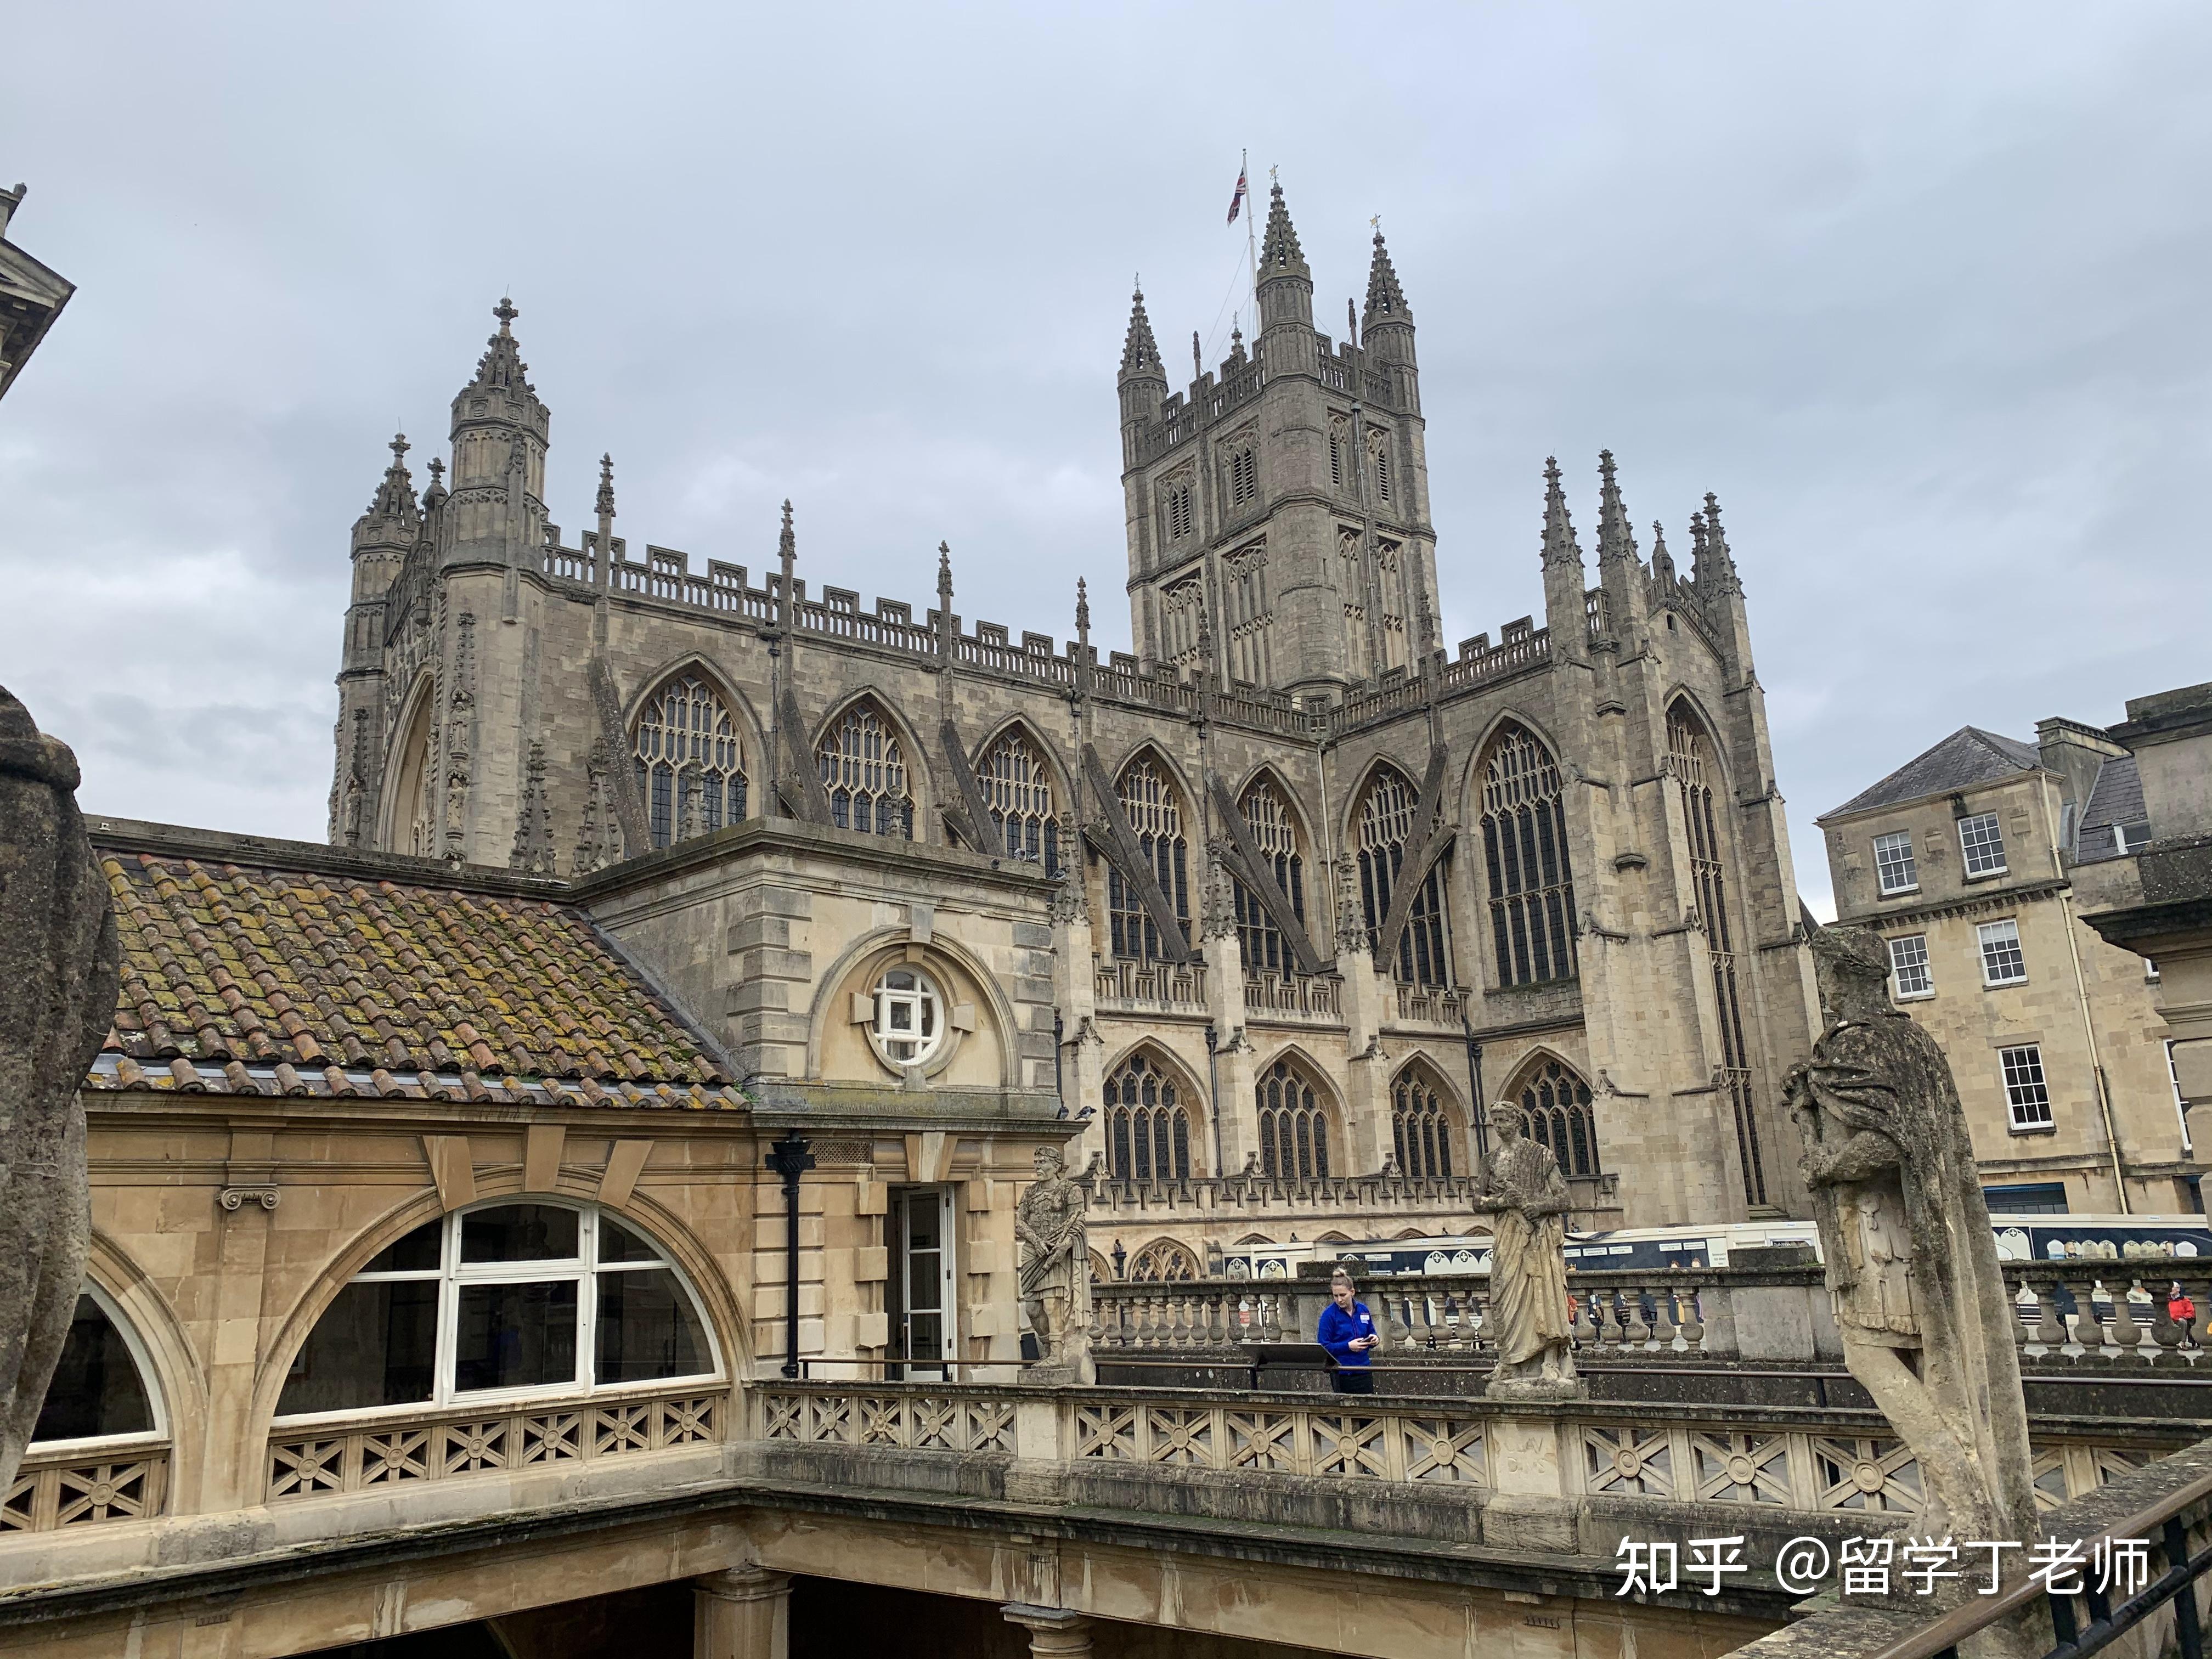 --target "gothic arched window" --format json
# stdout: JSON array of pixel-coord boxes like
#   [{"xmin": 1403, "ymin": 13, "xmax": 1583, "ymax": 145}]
[
  {"xmin": 1669, "ymin": 702, "xmax": 1766, "ymax": 1208},
  {"xmin": 1256, "ymin": 1057, "xmax": 1331, "ymax": 1180},
  {"xmin": 388, "ymin": 684, "xmax": 436, "ymax": 859},
  {"xmin": 1128, "ymin": 1239, "xmax": 1200, "ymax": 1282},
  {"xmin": 633, "ymin": 673, "xmax": 749, "ymax": 851},
  {"xmin": 1166, "ymin": 483, "xmax": 1194, "ymax": 540},
  {"xmin": 978, "ymin": 727, "xmax": 1060, "ymax": 874},
  {"xmin": 1105, "ymin": 1051, "xmax": 1192, "ymax": 1183},
  {"xmin": 1234, "ymin": 776, "xmax": 1306, "ymax": 976},
  {"xmin": 1390, "ymin": 1065, "xmax": 1454, "ymax": 1179},
  {"xmin": 1229, "ymin": 447, "xmax": 1257, "ymax": 506},
  {"xmin": 1478, "ymin": 723, "xmax": 1577, "ymax": 987},
  {"xmin": 1514, "ymin": 1057, "xmax": 1600, "ymax": 1179},
  {"xmin": 1355, "ymin": 765, "xmax": 1449, "ymax": 986},
  {"xmin": 817, "ymin": 702, "xmax": 913, "ymax": 839},
  {"xmin": 1110, "ymin": 755, "xmax": 1190, "ymax": 962},
  {"xmin": 1372, "ymin": 436, "xmax": 1393, "ymax": 502}
]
